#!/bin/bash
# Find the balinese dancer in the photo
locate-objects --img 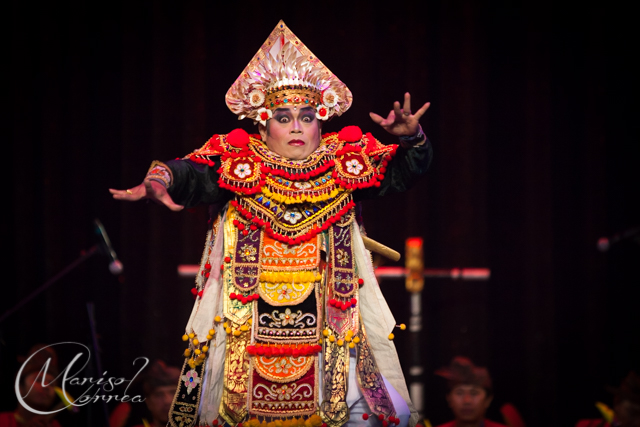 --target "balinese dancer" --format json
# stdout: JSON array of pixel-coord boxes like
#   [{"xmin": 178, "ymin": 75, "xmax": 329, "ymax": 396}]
[{"xmin": 111, "ymin": 20, "xmax": 432, "ymax": 427}]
